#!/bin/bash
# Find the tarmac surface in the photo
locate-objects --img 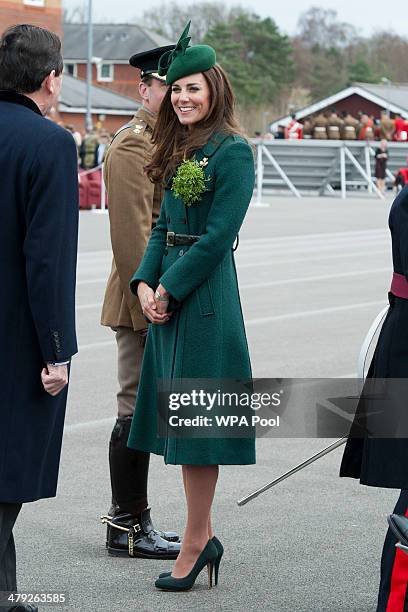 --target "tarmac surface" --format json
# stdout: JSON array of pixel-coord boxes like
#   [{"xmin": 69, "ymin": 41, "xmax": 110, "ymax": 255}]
[{"xmin": 15, "ymin": 192, "xmax": 400, "ymax": 612}]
